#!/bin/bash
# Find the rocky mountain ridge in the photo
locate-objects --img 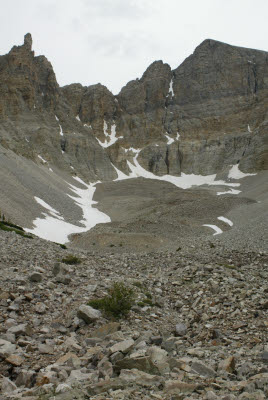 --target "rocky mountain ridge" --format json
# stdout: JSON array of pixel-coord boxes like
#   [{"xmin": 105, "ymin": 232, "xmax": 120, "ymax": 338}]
[{"xmin": 0, "ymin": 34, "xmax": 267, "ymax": 184}]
